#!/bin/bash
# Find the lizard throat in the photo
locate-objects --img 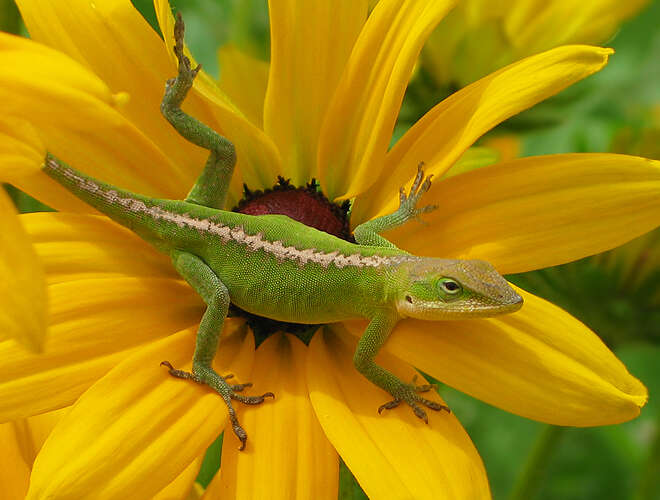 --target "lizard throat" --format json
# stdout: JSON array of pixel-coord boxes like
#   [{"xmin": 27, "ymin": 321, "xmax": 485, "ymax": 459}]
[{"xmin": 231, "ymin": 177, "xmax": 353, "ymax": 345}]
